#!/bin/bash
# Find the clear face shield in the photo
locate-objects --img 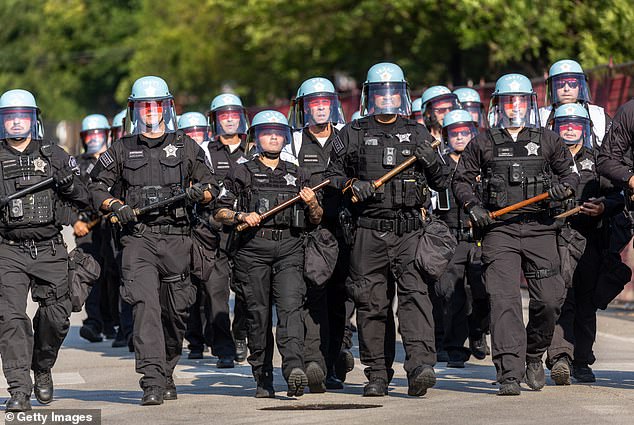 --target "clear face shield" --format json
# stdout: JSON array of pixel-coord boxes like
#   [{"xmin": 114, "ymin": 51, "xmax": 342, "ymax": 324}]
[
  {"xmin": 296, "ymin": 93, "xmax": 345, "ymax": 128},
  {"xmin": 81, "ymin": 129, "xmax": 109, "ymax": 154},
  {"xmin": 443, "ymin": 122, "xmax": 478, "ymax": 153},
  {"xmin": 125, "ymin": 98, "xmax": 177, "ymax": 136},
  {"xmin": 461, "ymin": 102, "xmax": 487, "ymax": 128},
  {"xmin": 0, "ymin": 107, "xmax": 42, "ymax": 140},
  {"xmin": 488, "ymin": 94, "xmax": 540, "ymax": 129},
  {"xmin": 426, "ymin": 95, "xmax": 461, "ymax": 126},
  {"xmin": 210, "ymin": 106, "xmax": 248, "ymax": 139},
  {"xmin": 553, "ymin": 117, "xmax": 592, "ymax": 148},
  {"xmin": 182, "ymin": 126, "xmax": 210, "ymax": 146},
  {"xmin": 548, "ymin": 74, "xmax": 591, "ymax": 105},
  {"xmin": 361, "ymin": 82, "xmax": 411, "ymax": 117},
  {"xmin": 249, "ymin": 124, "xmax": 292, "ymax": 155}
]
